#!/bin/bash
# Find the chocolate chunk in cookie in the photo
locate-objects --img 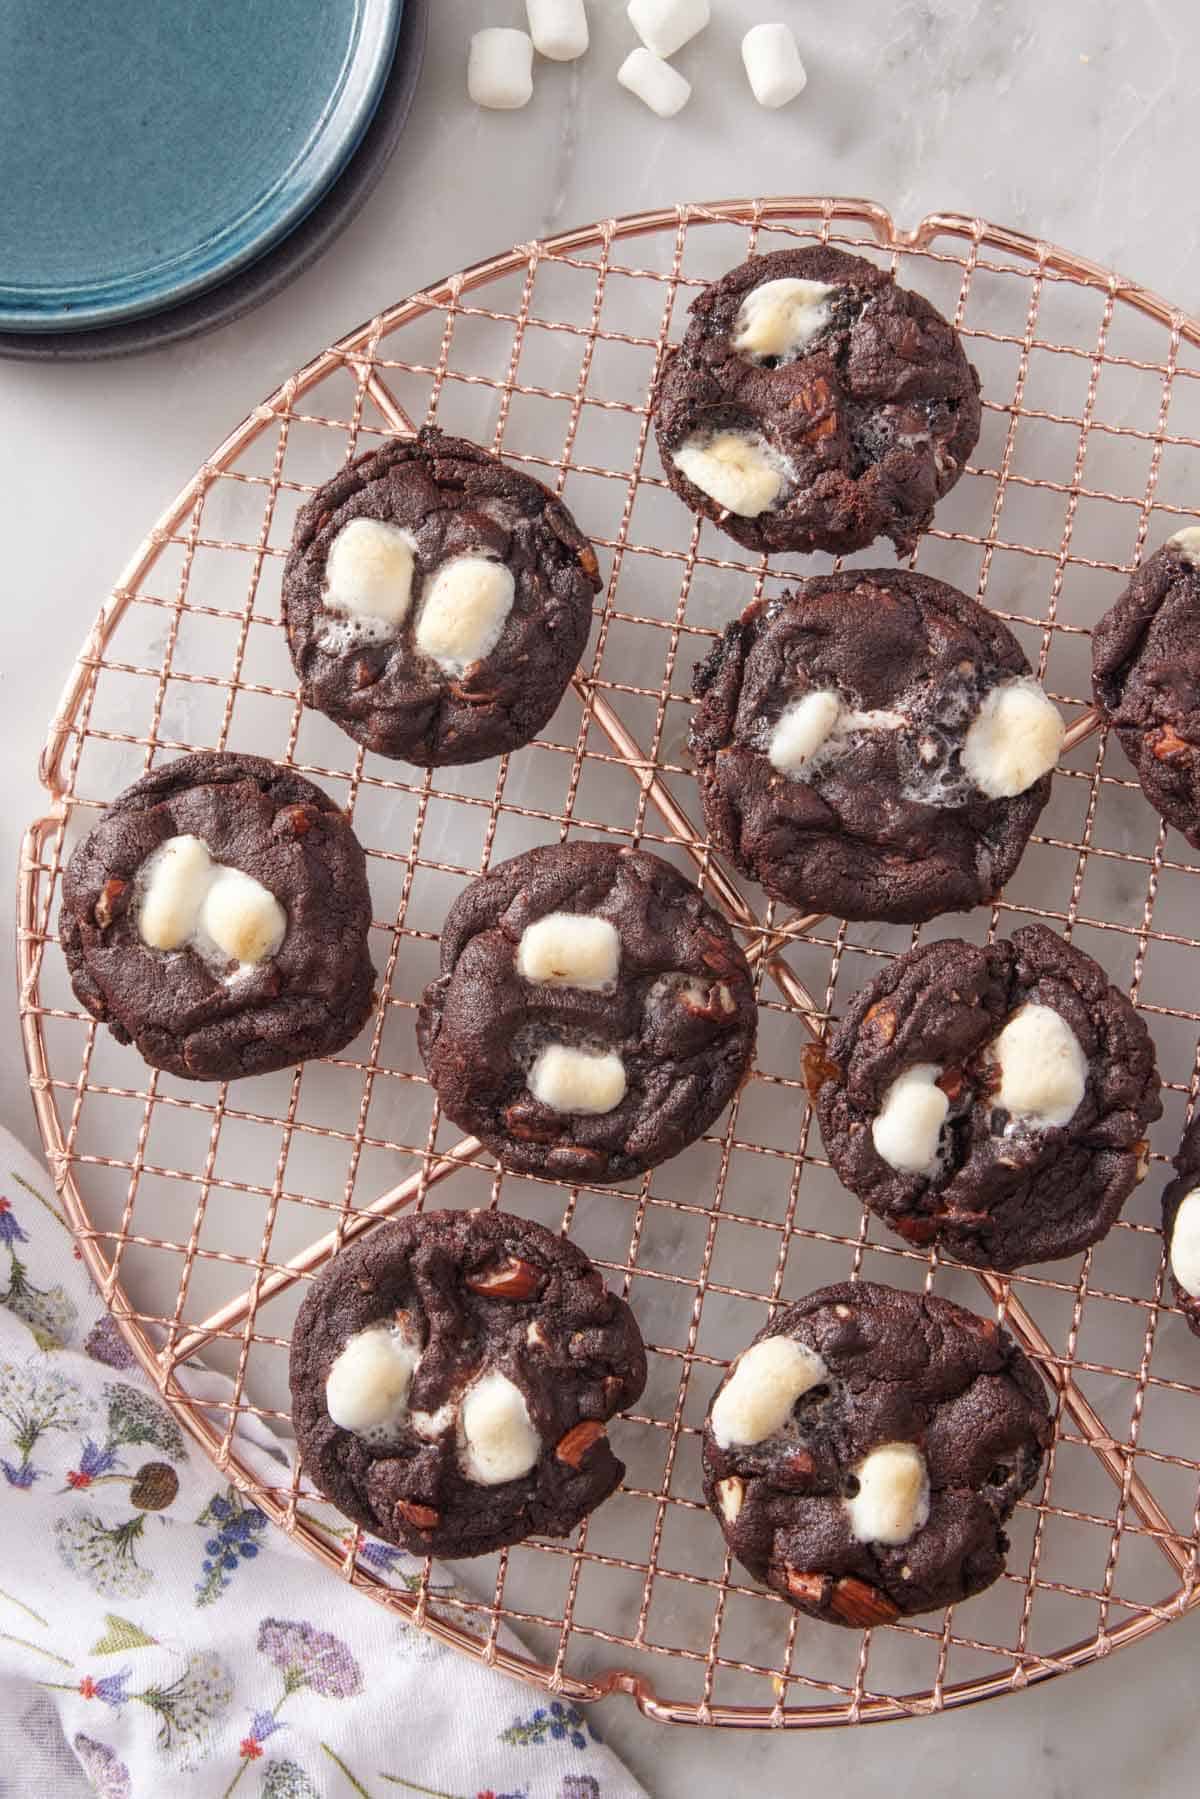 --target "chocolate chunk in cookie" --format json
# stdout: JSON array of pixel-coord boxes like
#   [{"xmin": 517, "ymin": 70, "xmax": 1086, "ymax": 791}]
[
  {"xmin": 282, "ymin": 427, "xmax": 601, "ymax": 766},
  {"xmin": 60, "ymin": 752, "xmax": 376, "ymax": 1080},
  {"xmin": 417, "ymin": 841, "xmax": 757, "ymax": 1184},
  {"xmin": 690, "ymin": 571, "xmax": 1063, "ymax": 923},
  {"xmin": 290, "ymin": 1208, "xmax": 647, "ymax": 1557},
  {"xmin": 702, "ymin": 1281, "xmax": 1052, "ymax": 1624},
  {"xmin": 652, "ymin": 246, "xmax": 981, "ymax": 557},
  {"xmin": 809, "ymin": 924, "xmax": 1162, "ymax": 1270},
  {"xmin": 1161, "ymin": 1116, "xmax": 1200, "ymax": 1338},
  {"xmin": 1092, "ymin": 529, "xmax": 1200, "ymax": 847}
]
